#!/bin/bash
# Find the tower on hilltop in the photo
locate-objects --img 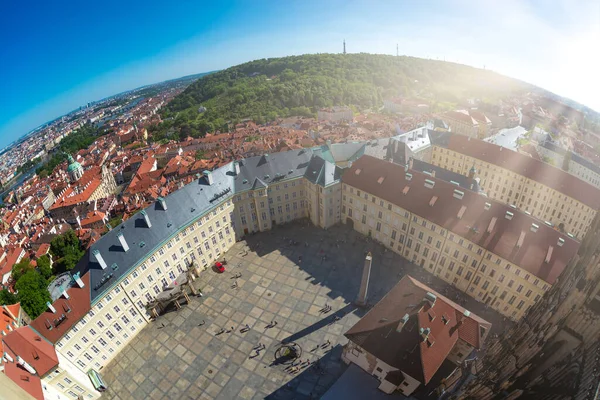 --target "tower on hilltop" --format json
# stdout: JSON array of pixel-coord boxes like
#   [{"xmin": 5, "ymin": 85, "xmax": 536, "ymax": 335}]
[{"xmin": 343, "ymin": 39, "xmax": 346, "ymax": 55}]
